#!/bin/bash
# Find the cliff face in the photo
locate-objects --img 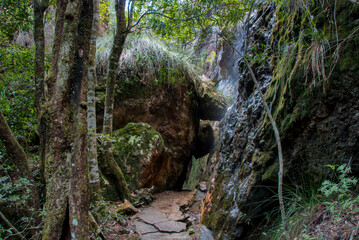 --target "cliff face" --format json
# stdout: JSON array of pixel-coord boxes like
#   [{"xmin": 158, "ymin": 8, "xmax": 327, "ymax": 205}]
[{"xmin": 200, "ymin": 1, "xmax": 359, "ymax": 239}]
